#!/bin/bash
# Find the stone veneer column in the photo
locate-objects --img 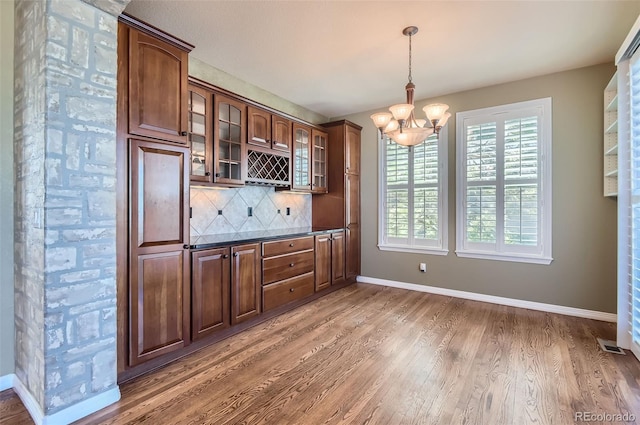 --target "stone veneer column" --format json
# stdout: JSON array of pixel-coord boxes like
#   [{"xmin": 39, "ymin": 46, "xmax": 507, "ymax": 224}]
[{"xmin": 13, "ymin": 0, "xmax": 129, "ymax": 421}]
